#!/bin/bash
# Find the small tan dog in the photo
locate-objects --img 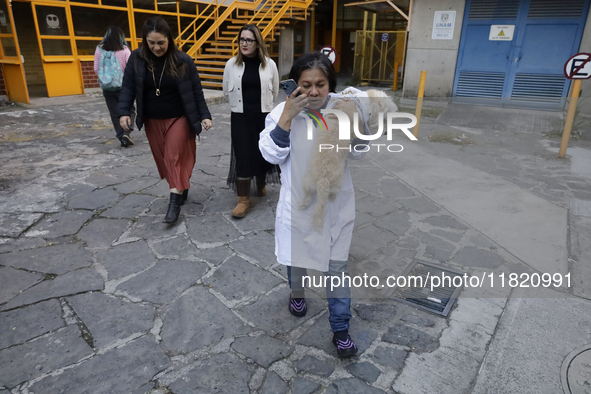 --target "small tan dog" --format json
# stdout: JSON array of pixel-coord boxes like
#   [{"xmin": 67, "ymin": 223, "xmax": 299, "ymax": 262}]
[{"xmin": 299, "ymin": 89, "xmax": 398, "ymax": 232}]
